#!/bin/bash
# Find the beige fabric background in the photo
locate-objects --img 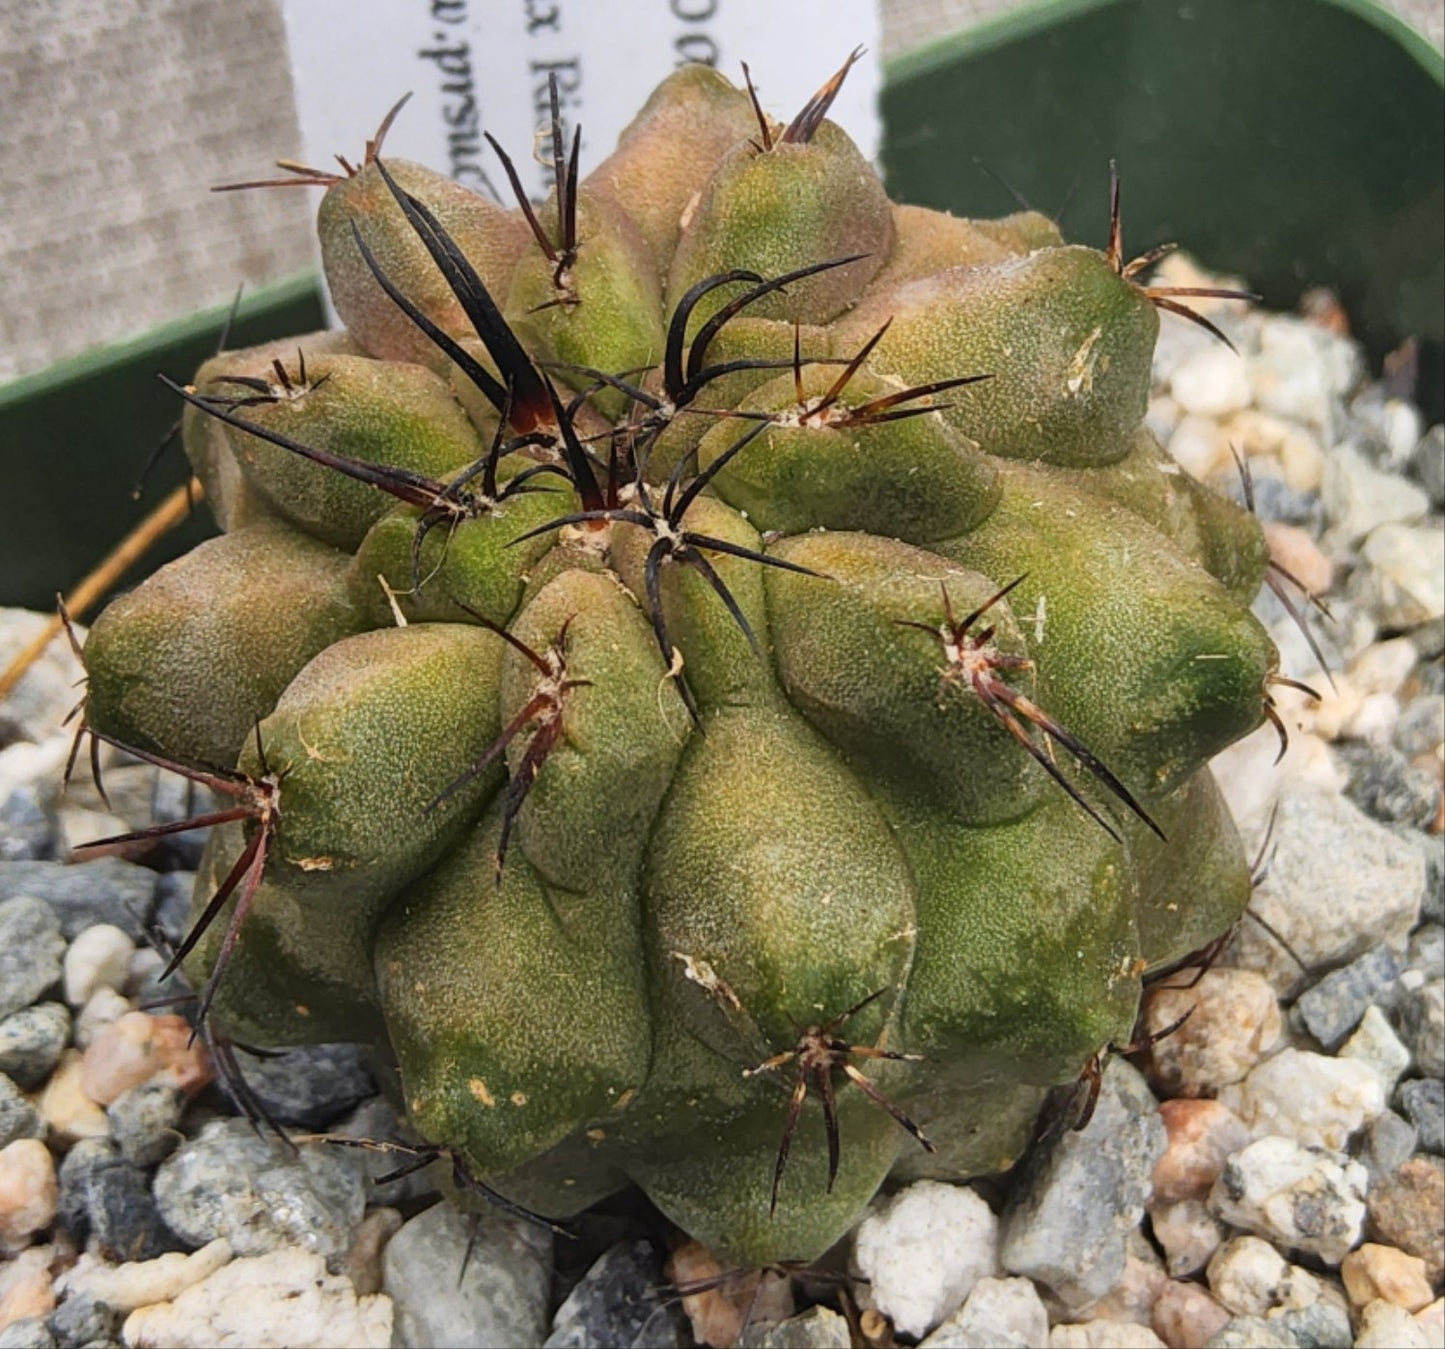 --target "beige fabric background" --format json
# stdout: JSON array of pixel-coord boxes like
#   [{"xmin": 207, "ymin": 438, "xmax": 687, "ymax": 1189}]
[{"xmin": 1, "ymin": 0, "xmax": 1440, "ymax": 382}]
